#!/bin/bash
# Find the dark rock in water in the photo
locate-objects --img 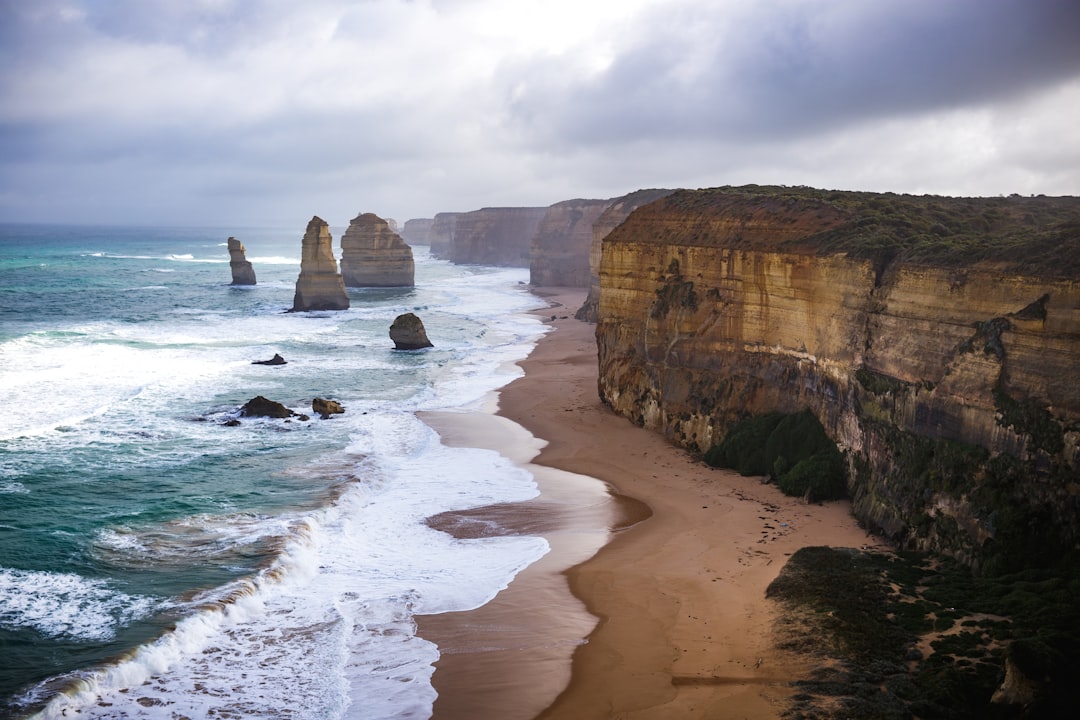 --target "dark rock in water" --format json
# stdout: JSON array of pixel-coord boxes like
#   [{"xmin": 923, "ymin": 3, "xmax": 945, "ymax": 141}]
[
  {"xmin": 228, "ymin": 237, "xmax": 257, "ymax": 285},
  {"xmin": 223, "ymin": 418, "xmax": 241, "ymax": 426},
  {"xmin": 252, "ymin": 353, "xmax": 287, "ymax": 366},
  {"xmin": 312, "ymin": 397, "xmax": 345, "ymax": 419},
  {"xmin": 390, "ymin": 312, "xmax": 433, "ymax": 350},
  {"xmin": 240, "ymin": 395, "xmax": 296, "ymax": 418}
]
